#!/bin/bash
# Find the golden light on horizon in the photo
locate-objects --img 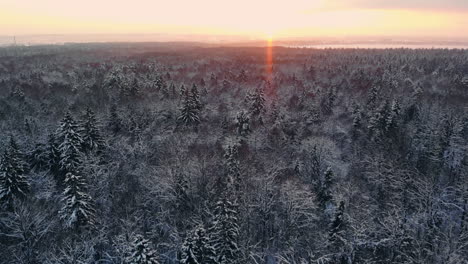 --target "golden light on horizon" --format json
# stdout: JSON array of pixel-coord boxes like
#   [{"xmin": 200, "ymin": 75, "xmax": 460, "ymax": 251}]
[{"xmin": 1, "ymin": 0, "xmax": 468, "ymax": 39}]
